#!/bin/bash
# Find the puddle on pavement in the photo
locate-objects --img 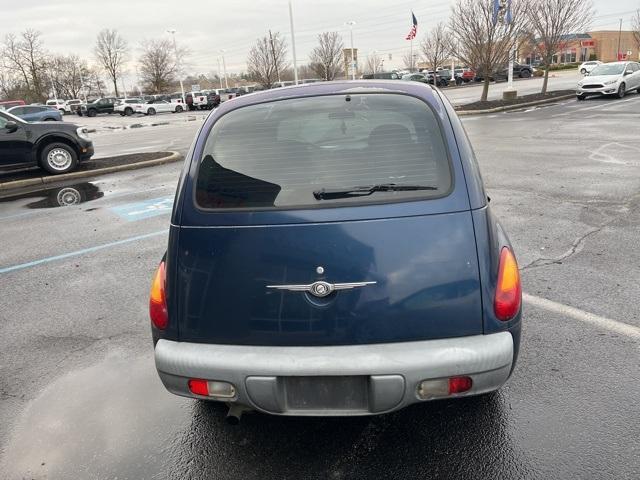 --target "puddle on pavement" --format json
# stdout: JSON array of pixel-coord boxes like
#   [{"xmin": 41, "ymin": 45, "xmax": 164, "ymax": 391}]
[
  {"xmin": 0, "ymin": 182, "xmax": 104, "ymax": 209},
  {"xmin": 1, "ymin": 352, "xmax": 191, "ymax": 480}
]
